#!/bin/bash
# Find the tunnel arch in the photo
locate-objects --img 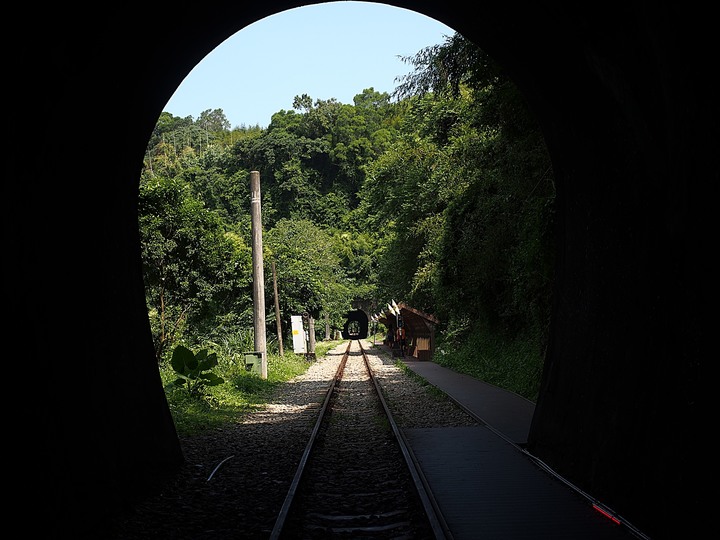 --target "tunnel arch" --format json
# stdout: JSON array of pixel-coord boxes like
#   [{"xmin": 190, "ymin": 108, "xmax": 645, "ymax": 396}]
[
  {"xmin": 341, "ymin": 309, "xmax": 369, "ymax": 340},
  {"xmin": 20, "ymin": 2, "xmax": 710, "ymax": 538}
]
